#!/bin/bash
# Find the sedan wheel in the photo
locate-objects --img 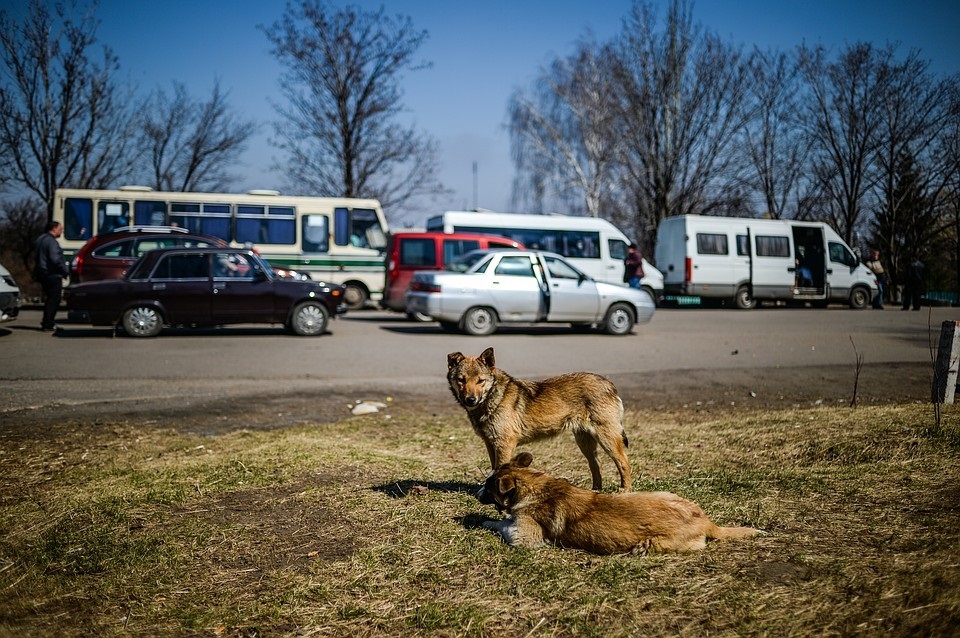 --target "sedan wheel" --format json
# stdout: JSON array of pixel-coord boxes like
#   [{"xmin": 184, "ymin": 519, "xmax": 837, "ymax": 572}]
[
  {"xmin": 122, "ymin": 305, "xmax": 163, "ymax": 338},
  {"xmin": 602, "ymin": 302, "xmax": 635, "ymax": 335},
  {"xmin": 289, "ymin": 301, "xmax": 329, "ymax": 336},
  {"xmin": 461, "ymin": 307, "xmax": 498, "ymax": 336}
]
